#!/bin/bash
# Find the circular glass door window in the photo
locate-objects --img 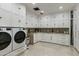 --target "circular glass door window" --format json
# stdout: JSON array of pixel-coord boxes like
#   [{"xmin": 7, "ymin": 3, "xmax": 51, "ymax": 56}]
[
  {"xmin": 0, "ymin": 32, "xmax": 11, "ymax": 51},
  {"xmin": 14, "ymin": 31, "xmax": 26, "ymax": 43}
]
